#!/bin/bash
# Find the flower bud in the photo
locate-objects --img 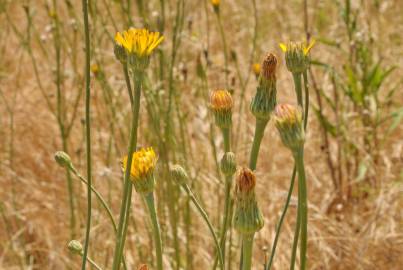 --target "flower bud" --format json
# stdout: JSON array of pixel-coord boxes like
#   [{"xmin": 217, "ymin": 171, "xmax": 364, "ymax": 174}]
[
  {"xmin": 279, "ymin": 40, "xmax": 315, "ymax": 74},
  {"xmin": 220, "ymin": 152, "xmax": 236, "ymax": 176},
  {"xmin": 67, "ymin": 240, "xmax": 83, "ymax": 255},
  {"xmin": 211, "ymin": 0, "xmax": 220, "ymax": 12},
  {"xmin": 114, "ymin": 43, "xmax": 127, "ymax": 64},
  {"xmin": 273, "ymin": 104, "xmax": 304, "ymax": 151},
  {"xmin": 210, "ymin": 89, "xmax": 233, "ymax": 128},
  {"xmin": 54, "ymin": 151, "xmax": 73, "ymax": 170},
  {"xmin": 250, "ymin": 53, "xmax": 277, "ymax": 120},
  {"xmin": 233, "ymin": 168, "xmax": 264, "ymax": 234},
  {"xmin": 170, "ymin": 164, "xmax": 189, "ymax": 185},
  {"xmin": 91, "ymin": 64, "xmax": 100, "ymax": 76},
  {"xmin": 122, "ymin": 147, "xmax": 158, "ymax": 194},
  {"xmin": 252, "ymin": 63, "xmax": 261, "ymax": 79}
]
